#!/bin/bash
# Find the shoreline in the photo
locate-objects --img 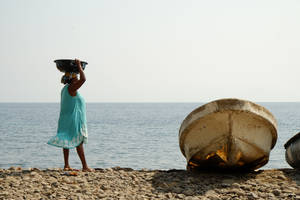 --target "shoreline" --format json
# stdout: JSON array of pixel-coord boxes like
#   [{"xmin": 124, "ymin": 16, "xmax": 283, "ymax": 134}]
[{"xmin": 0, "ymin": 167, "xmax": 300, "ymax": 200}]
